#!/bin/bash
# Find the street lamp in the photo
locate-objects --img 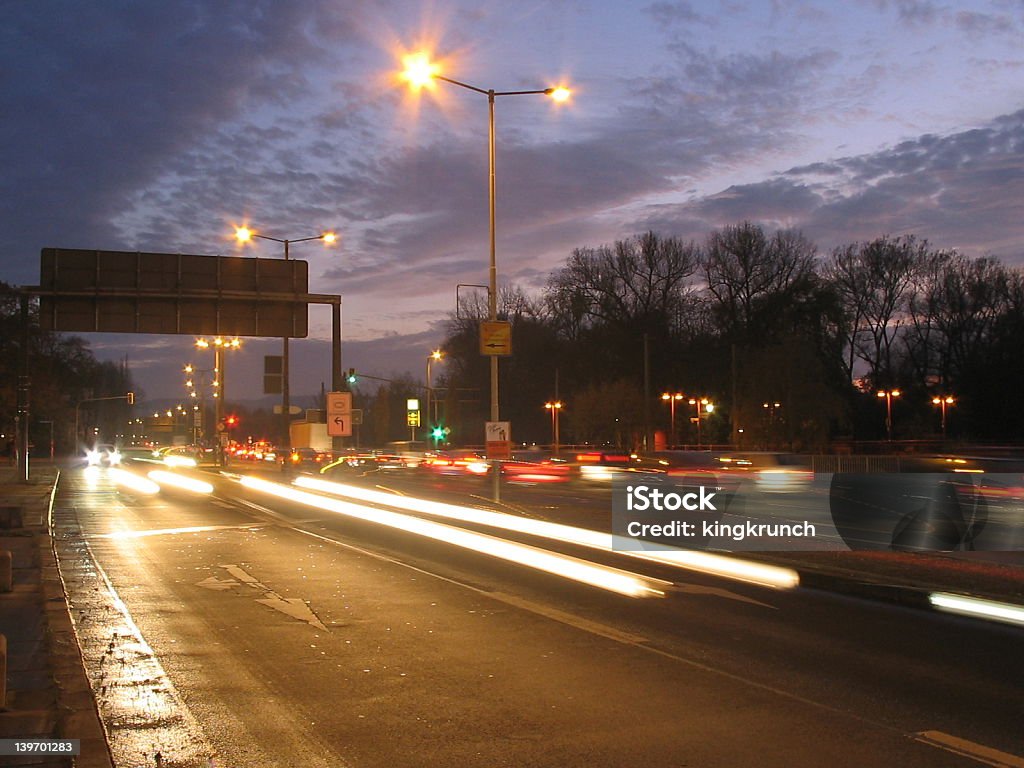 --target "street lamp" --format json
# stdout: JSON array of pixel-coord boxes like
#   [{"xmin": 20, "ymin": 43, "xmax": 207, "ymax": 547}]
[
  {"xmin": 762, "ymin": 401, "xmax": 781, "ymax": 449},
  {"xmin": 931, "ymin": 394, "xmax": 955, "ymax": 439},
  {"xmin": 660, "ymin": 392, "xmax": 685, "ymax": 447},
  {"xmin": 426, "ymin": 350, "xmax": 444, "ymax": 430},
  {"xmin": 544, "ymin": 401, "xmax": 563, "ymax": 456},
  {"xmin": 876, "ymin": 389, "xmax": 901, "ymax": 441},
  {"xmin": 401, "ymin": 51, "xmax": 569, "ymax": 433},
  {"xmin": 235, "ymin": 225, "xmax": 336, "ymax": 458},
  {"xmin": 196, "ymin": 337, "xmax": 241, "ymax": 462},
  {"xmin": 689, "ymin": 397, "xmax": 714, "ymax": 449}
]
